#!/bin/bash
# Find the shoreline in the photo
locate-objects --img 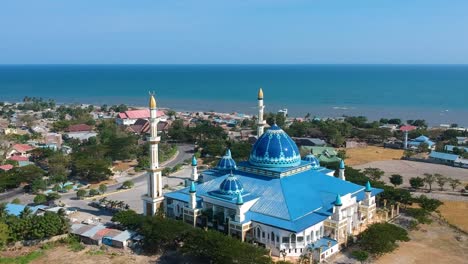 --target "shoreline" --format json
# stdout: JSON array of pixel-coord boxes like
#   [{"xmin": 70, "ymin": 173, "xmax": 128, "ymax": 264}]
[{"xmin": 3, "ymin": 95, "xmax": 468, "ymax": 127}]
